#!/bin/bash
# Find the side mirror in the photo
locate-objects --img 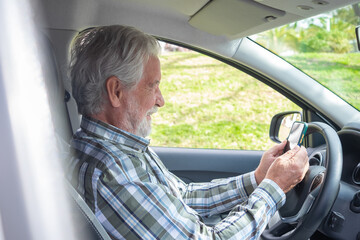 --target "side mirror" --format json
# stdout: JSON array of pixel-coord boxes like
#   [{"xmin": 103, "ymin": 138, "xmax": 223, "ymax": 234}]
[
  {"xmin": 269, "ymin": 111, "xmax": 302, "ymax": 143},
  {"xmin": 356, "ymin": 26, "xmax": 360, "ymax": 51}
]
